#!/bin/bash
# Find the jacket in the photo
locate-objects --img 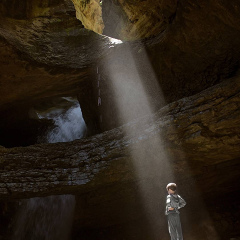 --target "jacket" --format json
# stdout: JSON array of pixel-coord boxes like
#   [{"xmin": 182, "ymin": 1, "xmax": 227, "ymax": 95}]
[{"xmin": 165, "ymin": 194, "xmax": 186, "ymax": 215}]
